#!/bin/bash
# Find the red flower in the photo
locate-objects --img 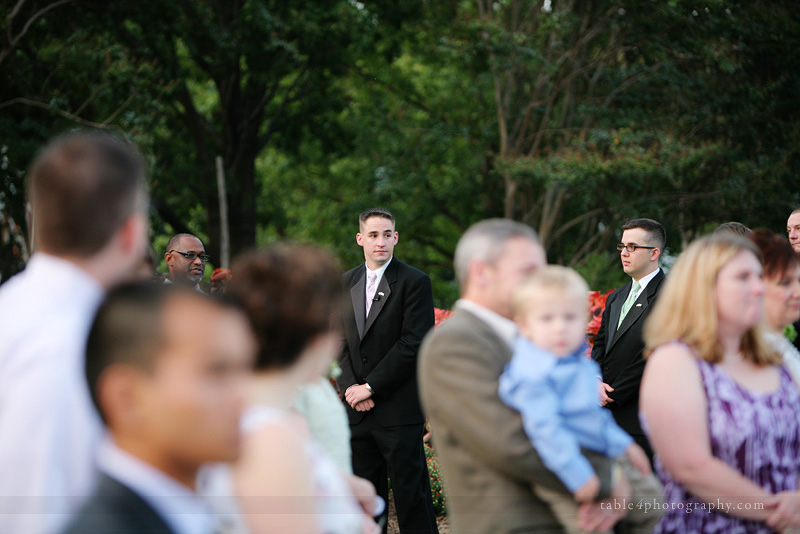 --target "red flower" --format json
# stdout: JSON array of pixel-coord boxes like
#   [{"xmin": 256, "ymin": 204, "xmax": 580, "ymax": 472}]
[
  {"xmin": 434, "ymin": 307, "xmax": 452, "ymax": 328},
  {"xmin": 586, "ymin": 289, "xmax": 615, "ymax": 349}
]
